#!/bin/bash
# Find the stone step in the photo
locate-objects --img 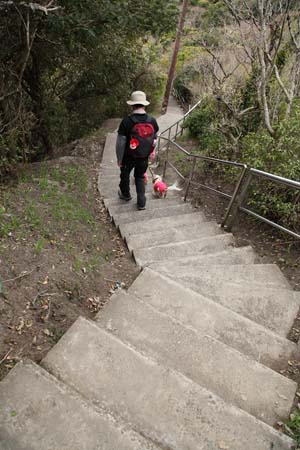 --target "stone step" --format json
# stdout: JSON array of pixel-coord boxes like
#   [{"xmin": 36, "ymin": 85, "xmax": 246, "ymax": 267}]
[
  {"xmin": 101, "ymin": 135, "xmax": 116, "ymax": 160},
  {"xmin": 118, "ymin": 211, "xmax": 206, "ymax": 237},
  {"xmin": 101, "ymin": 157, "xmax": 117, "ymax": 165},
  {"xmin": 126, "ymin": 222, "xmax": 222, "ymax": 251},
  {"xmin": 98, "ymin": 173, "xmax": 166, "ymax": 189},
  {"xmin": 98, "ymin": 164, "xmax": 118, "ymax": 172},
  {"xmin": 99, "ymin": 184, "xmax": 154, "ymax": 200},
  {"xmin": 99, "ymin": 175, "xmax": 161, "ymax": 183},
  {"xmin": 156, "ymin": 269, "xmax": 300, "ymax": 336},
  {"xmin": 153, "ymin": 263, "xmax": 291, "ymax": 289},
  {"xmin": 96, "ymin": 291, "xmax": 297, "ymax": 426},
  {"xmin": 133, "ymin": 234, "xmax": 235, "ymax": 266},
  {"xmin": 98, "ymin": 174, "xmax": 120, "ymax": 184},
  {"xmin": 102, "ymin": 191, "xmax": 180, "ymax": 205},
  {"xmin": 103, "ymin": 189, "xmax": 180, "ymax": 207},
  {"xmin": 98, "ymin": 176, "xmax": 166, "ymax": 188},
  {"xmin": 150, "ymin": 245, "xmax": 258, "ymax": 268},
  {"xmin": 0, "ymin": 360, "xmax": 161, "ymax": 450},
  {"xmin": 98, "ymin": 169, "xmax": 119, "ymax": 181},
  {"xmin": 99, "ymin": 163, "xmax": 119, "ymax": 170},
  {"xmin": 103, "ymin": 132, "xmax": 117, "ymax": 147},
  {"xmin": 113, "ymin": 203, "xmax": 195, "ymax": 227},
  {"xmin": 108, "ymin": 198, "xmax": 182, "ymax": 217},
  {"xmin": 128, "ymin": 268, "xmax": 299, "ymax": 369},
  {"xmin": 101, "ymin": 150, "xmax": 117, "ymax": 163},
  {"xmin": 42, "ymin": 318, "xmax": 294, "ymax": 450}
]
